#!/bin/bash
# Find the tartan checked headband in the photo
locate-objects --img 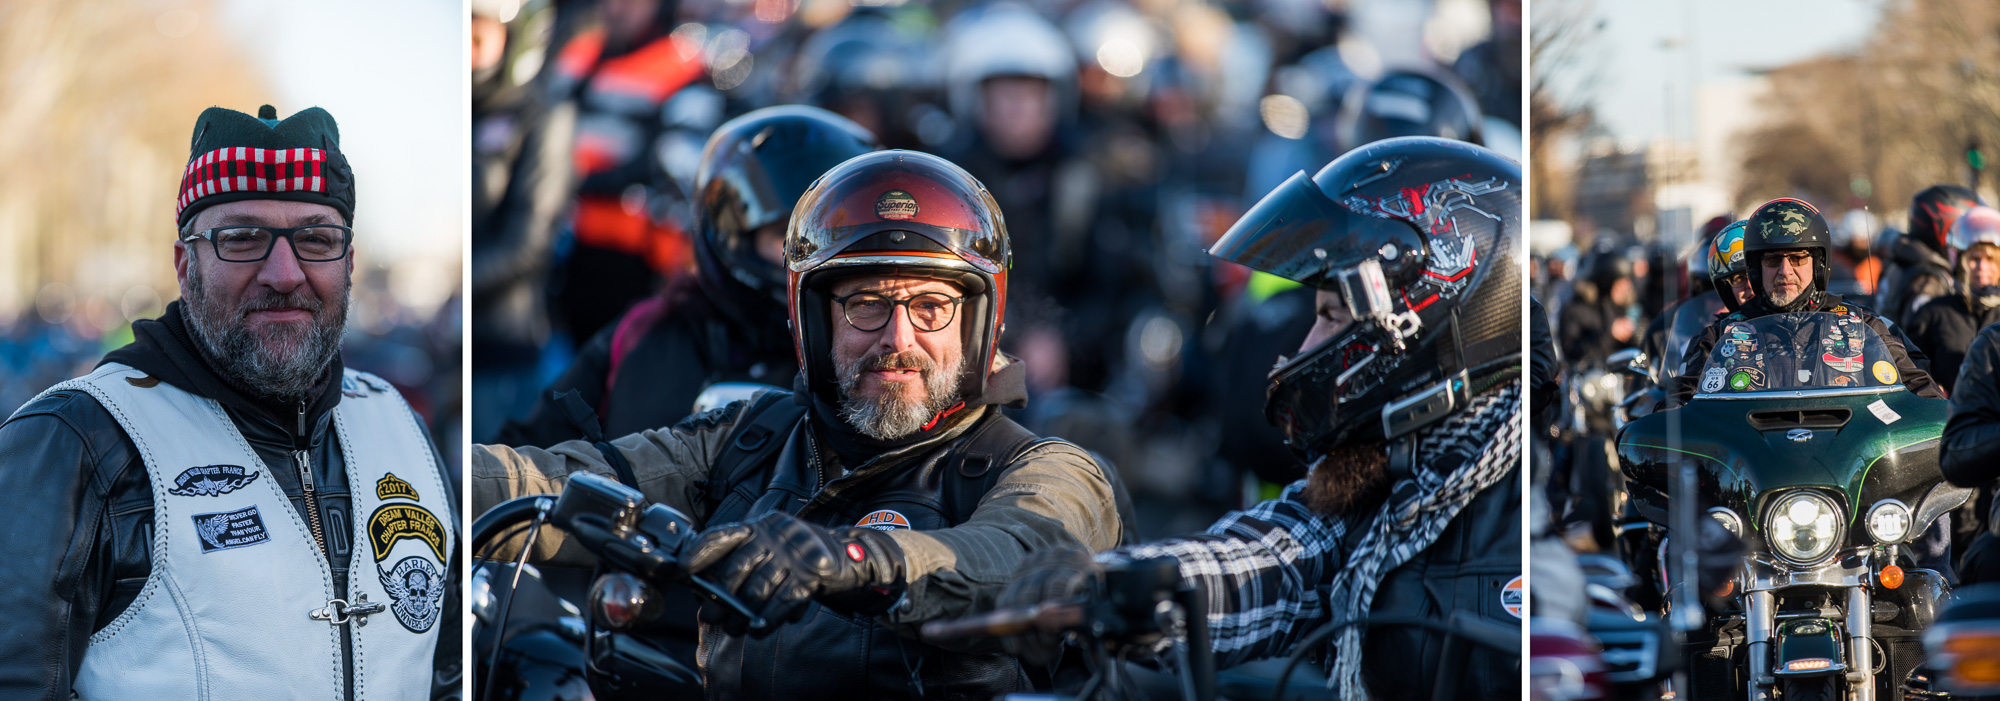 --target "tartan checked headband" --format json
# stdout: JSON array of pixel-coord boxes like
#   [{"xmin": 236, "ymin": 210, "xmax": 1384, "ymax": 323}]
[{"xmin": 177, "ymin": 147, "xmax": 331, "ymax": 219}]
